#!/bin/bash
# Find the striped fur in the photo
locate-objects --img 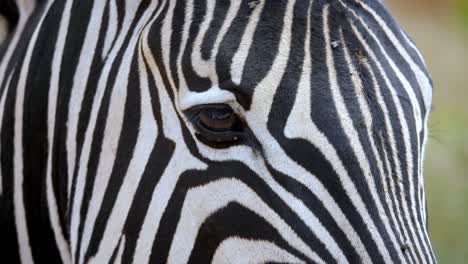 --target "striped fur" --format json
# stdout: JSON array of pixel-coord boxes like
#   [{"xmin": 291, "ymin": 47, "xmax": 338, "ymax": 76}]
[{"xmin": 0, "ymin": 0, "xmax": 436, "ymax": 263}]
